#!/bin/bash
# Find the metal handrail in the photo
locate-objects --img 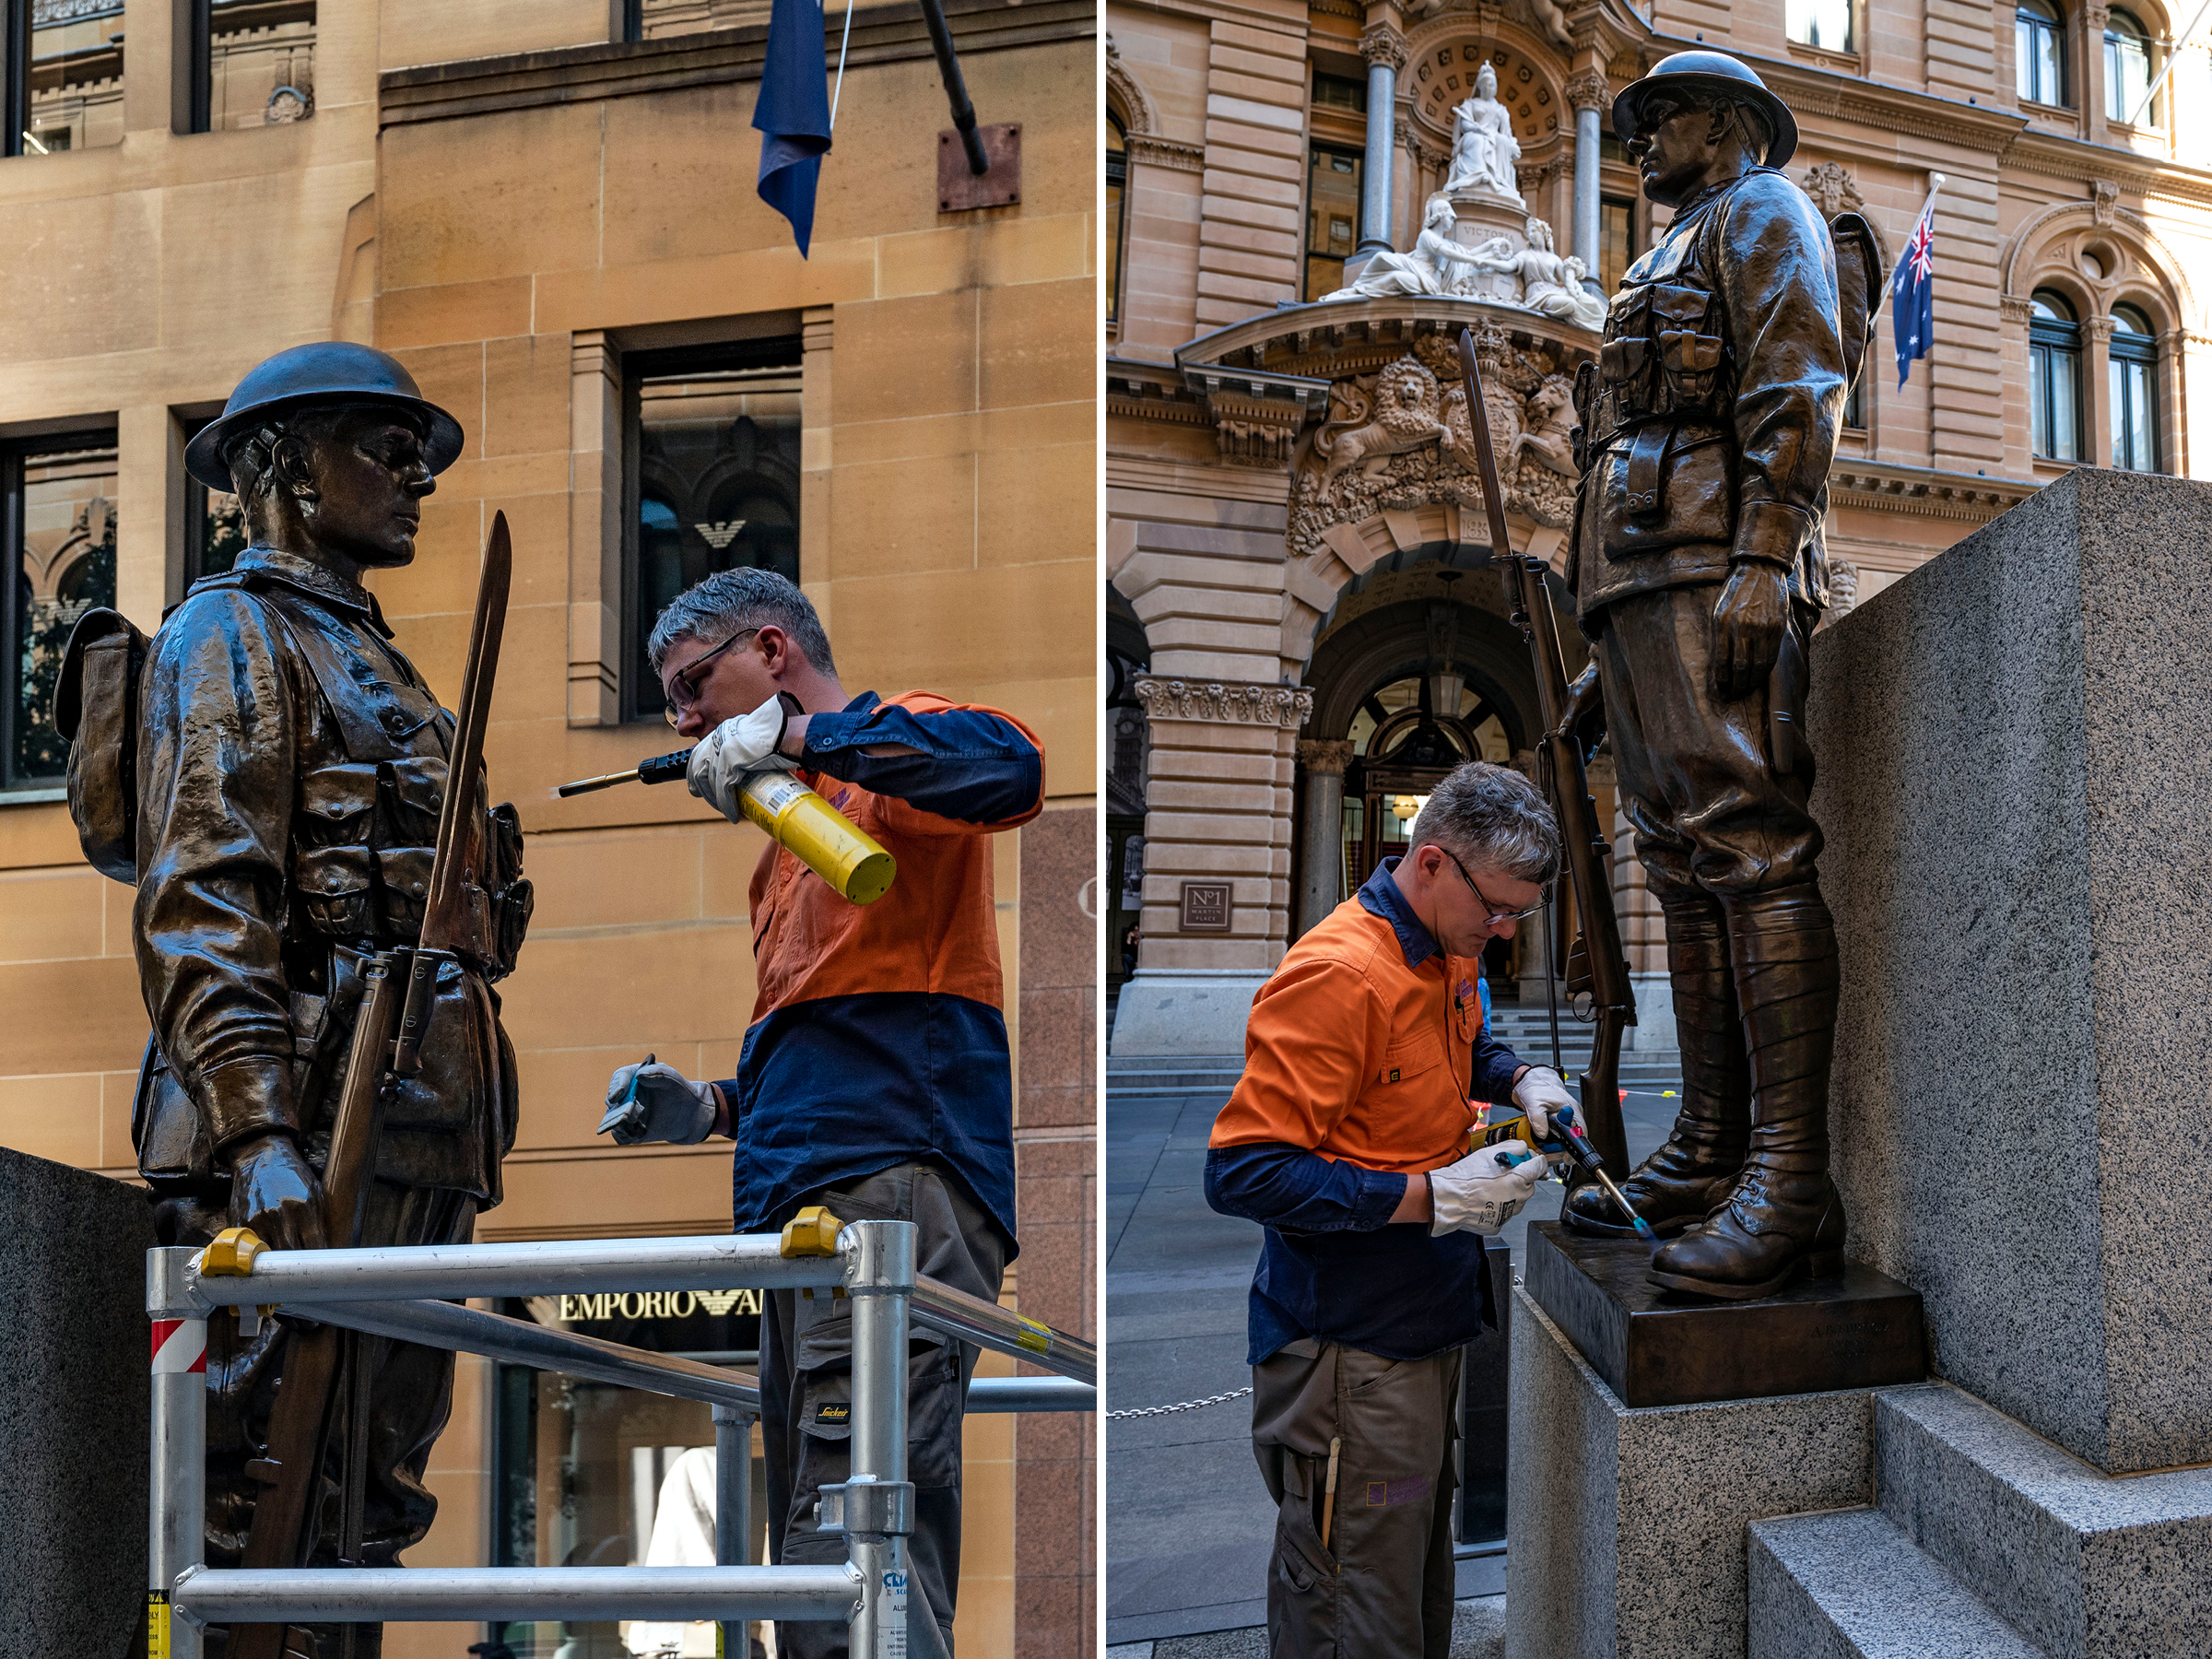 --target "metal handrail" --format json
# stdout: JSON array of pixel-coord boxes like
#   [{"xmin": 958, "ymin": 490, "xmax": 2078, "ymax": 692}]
[
  {"xmin": 912, "ymin": 1272, "xmax": 1098, "ymax": 1385},
  {"xmin": 168, "ymin": 1563, "xmax": 863, "ymax": 1623}
]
